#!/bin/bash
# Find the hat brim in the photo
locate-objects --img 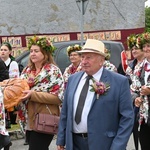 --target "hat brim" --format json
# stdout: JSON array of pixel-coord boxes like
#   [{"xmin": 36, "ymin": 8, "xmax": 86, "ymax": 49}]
[{"xmin": 78, "ymin": 49, "xmax": 106, "ymax": 57}]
